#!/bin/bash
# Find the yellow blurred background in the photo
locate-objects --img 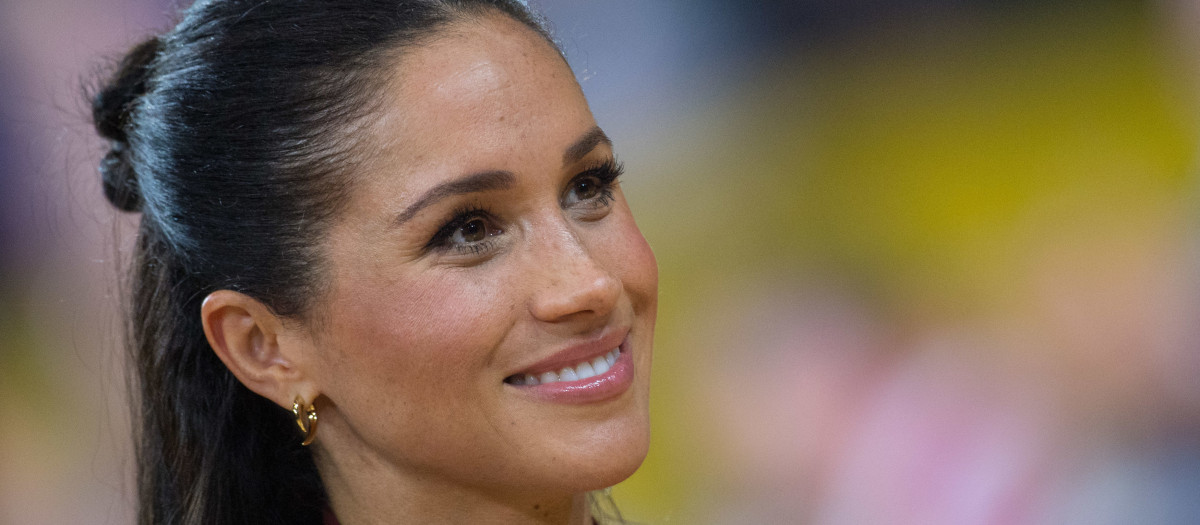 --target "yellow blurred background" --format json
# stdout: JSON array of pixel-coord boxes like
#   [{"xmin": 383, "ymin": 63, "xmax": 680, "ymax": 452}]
[{"xmin": 3, "ymin": 0, "xmax": 1200, "ymax": 523}]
